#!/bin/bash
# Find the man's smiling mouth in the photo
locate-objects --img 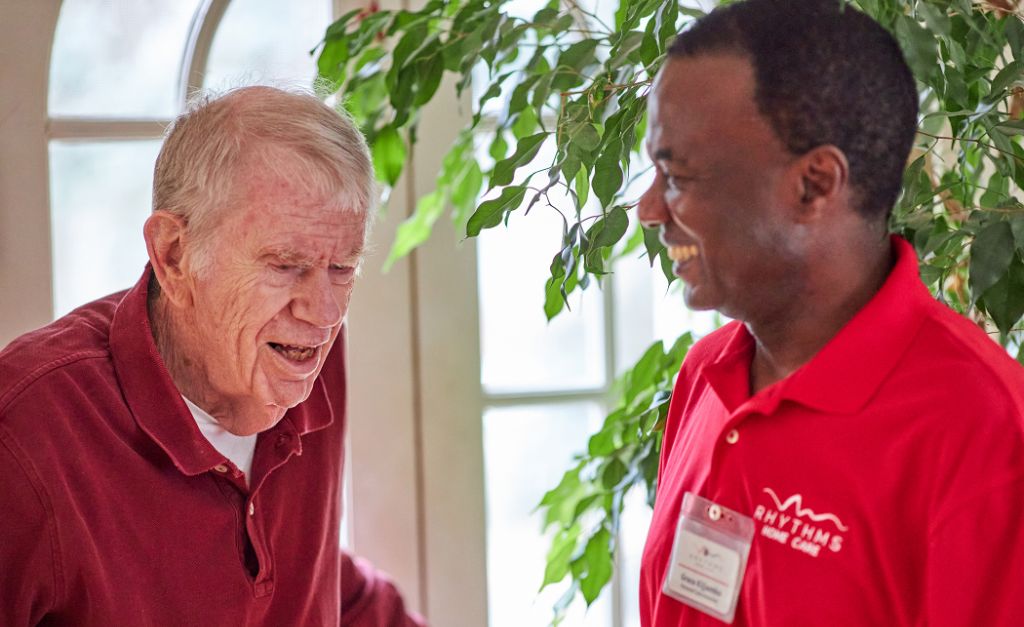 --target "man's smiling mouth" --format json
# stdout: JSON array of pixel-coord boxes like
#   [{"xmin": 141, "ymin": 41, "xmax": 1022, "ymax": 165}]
[
  {"xmin": 268, "ymin": 343, "xmax": 317, "ymax": 362},
  {"xmin": 667, "ymin": 245, "xmax": 699, "ymax": 263}
]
